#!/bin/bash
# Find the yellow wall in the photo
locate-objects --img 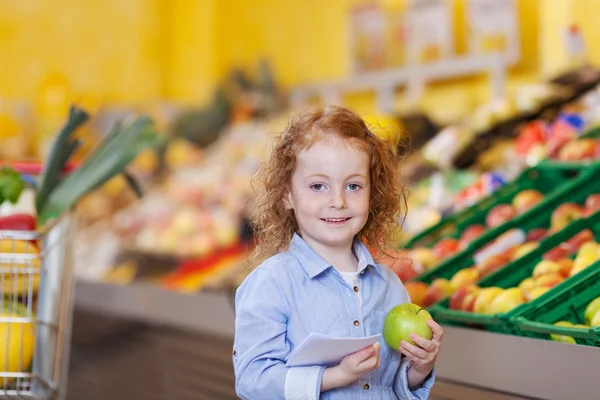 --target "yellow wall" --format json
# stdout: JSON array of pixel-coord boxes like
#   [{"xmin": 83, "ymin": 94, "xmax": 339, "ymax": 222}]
[
  {"xmin": 0, "ymin": 0, "xmax": 217, "ymax": 106},
  {"xmin": 1, "ymin": 0, "xmax": 600, "ymax": 120}
]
